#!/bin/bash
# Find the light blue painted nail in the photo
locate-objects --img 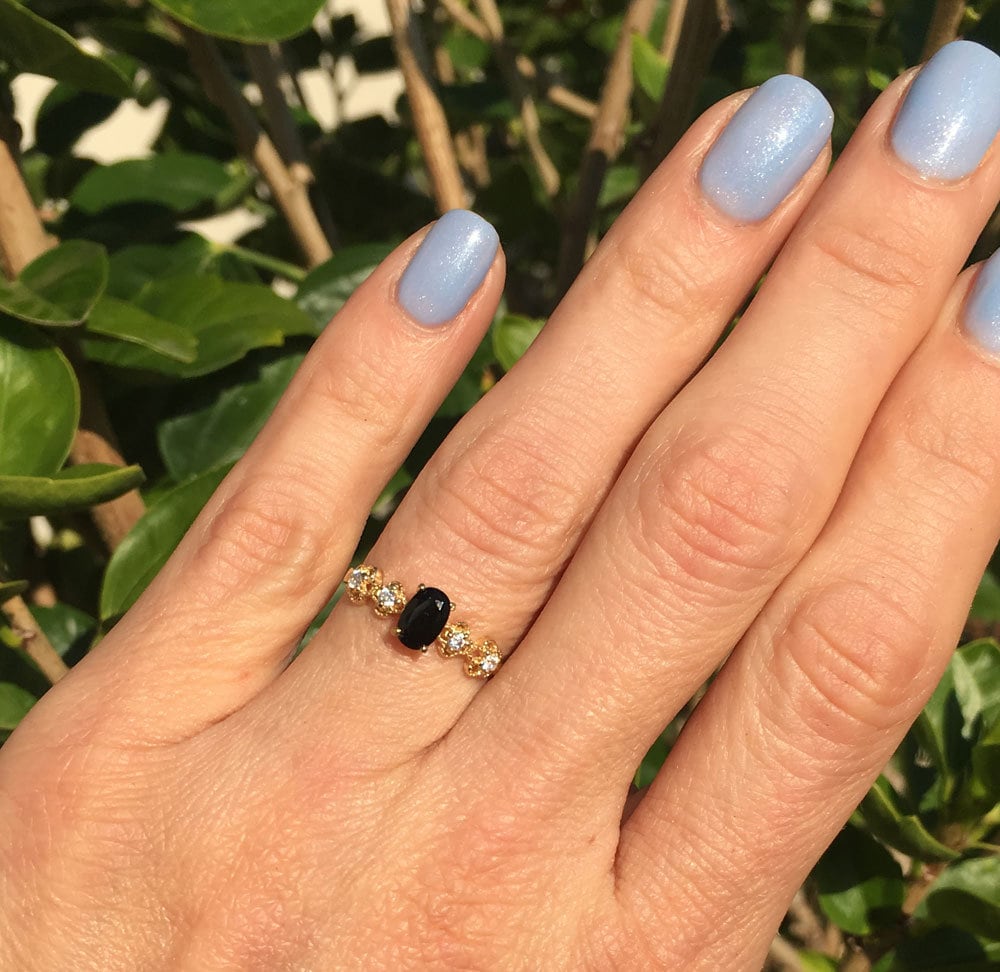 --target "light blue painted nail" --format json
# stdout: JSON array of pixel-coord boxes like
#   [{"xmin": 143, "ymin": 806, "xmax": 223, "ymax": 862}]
[
  {"xmin": 397, "ymin": 210, "xmax": 499, "ymax": 327},
  {"xmin": 891, "ymin": 40, "xmax": 1000, "ymax": 181},
  {"xmin": 699, "ymin": 74, "xmax": 834, "ymax": 223},
  {"xmin": 965, "ymin": 251, "xmax": 1000, "ymax": 354}
]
